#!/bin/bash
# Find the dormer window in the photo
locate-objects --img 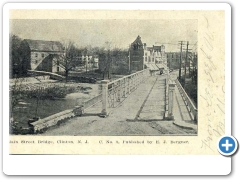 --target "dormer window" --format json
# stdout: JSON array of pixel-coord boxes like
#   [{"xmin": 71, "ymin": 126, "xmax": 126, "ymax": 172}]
[{"xmin": 42, "ymin": 53, "xmax": 45, "ymax": 58}]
